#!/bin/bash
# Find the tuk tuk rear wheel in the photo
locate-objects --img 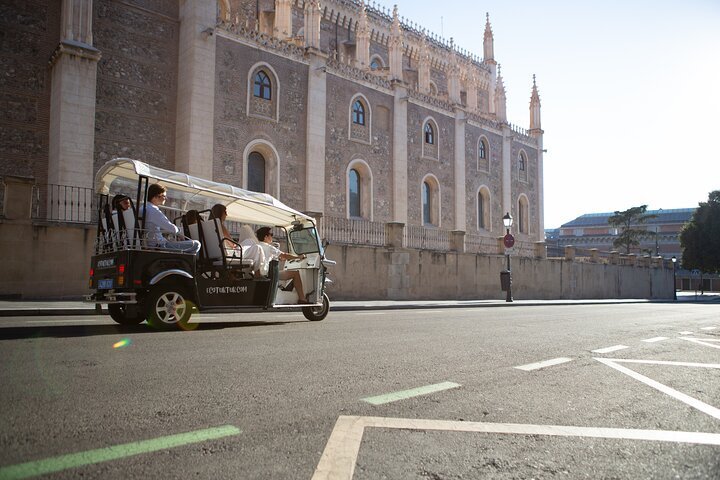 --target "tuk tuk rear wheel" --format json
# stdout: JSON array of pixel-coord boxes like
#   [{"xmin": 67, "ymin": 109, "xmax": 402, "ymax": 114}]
[
  {"xmin": 108, "ymin": 304, "xmax": 145, "ymax": 326},
  {"xmin": 302, "ymin": 293, "xmax": 329, "ymax": 321},
  {"xmin": 146, "ymin": 283, "xmax": 193, "ymax": 330}
]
